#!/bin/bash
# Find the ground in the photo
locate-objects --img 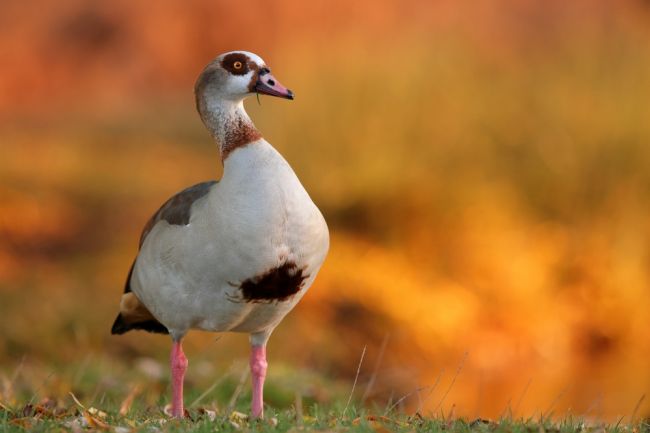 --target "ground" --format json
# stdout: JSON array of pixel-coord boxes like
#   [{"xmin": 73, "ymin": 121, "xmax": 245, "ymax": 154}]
[{"xmin": 0, "ymin": 357, "xmax": 647, "ymax": 432}]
